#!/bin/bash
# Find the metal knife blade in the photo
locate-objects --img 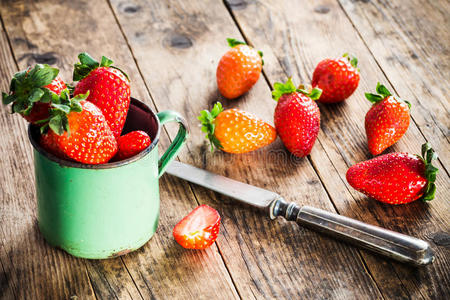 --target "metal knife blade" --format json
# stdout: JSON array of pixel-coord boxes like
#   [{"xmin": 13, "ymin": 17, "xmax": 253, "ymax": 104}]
[
  {"xmin": 166, "ymin": 160, "xmax": 280, "ymax": 209},
  {"xmin": 165, "ymin": 161, "xmax": 434, "ymax": 266}
]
